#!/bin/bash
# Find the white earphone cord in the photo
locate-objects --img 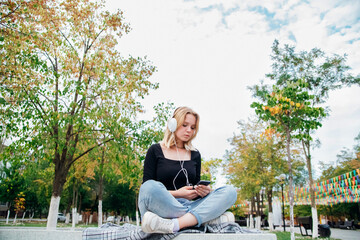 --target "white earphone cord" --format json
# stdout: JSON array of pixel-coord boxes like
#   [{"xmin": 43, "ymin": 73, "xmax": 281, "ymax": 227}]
[{"xmin": 172, "ymin": 140, "xmax": 190, "ymax": 190}]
